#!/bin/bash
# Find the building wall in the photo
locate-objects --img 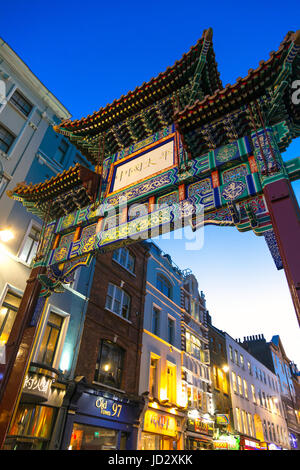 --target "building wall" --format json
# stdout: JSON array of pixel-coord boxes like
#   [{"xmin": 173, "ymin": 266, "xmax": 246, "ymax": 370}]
[{"xmin": 75, "ymin": 244, "xmax": 149, "ymax": 395}]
